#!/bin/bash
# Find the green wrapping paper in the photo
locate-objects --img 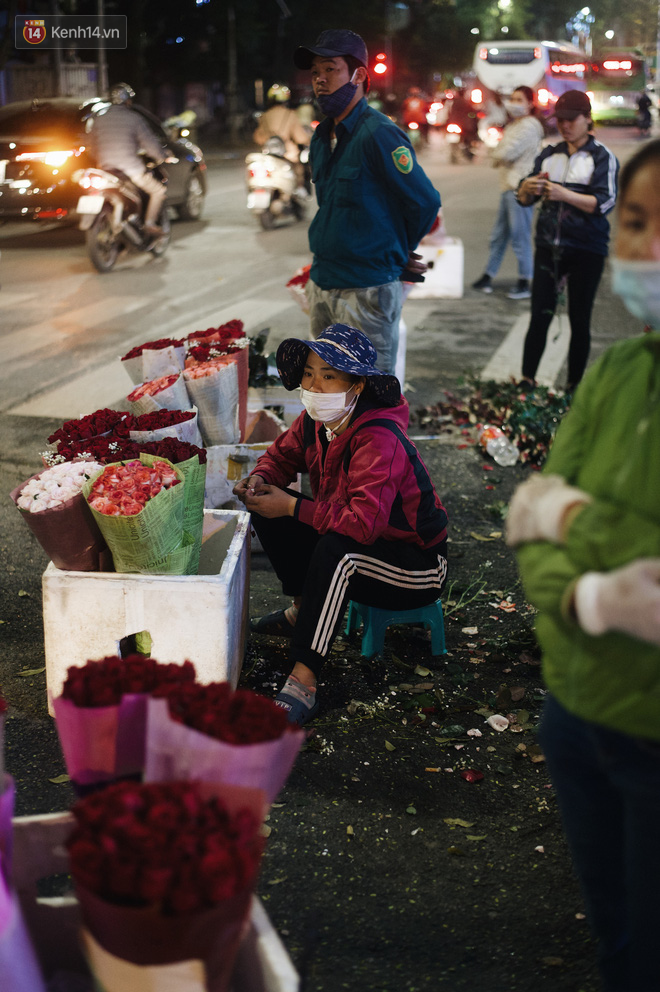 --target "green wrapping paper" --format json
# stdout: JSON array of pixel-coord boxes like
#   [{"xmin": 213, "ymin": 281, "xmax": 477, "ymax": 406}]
[
  {"xmin": 175, "ymin": 453, "xmax": 207, "ymax": 573},
  {"xmin": 82, "ymin": 454, "xmax": 198, "ymax": 575}
]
